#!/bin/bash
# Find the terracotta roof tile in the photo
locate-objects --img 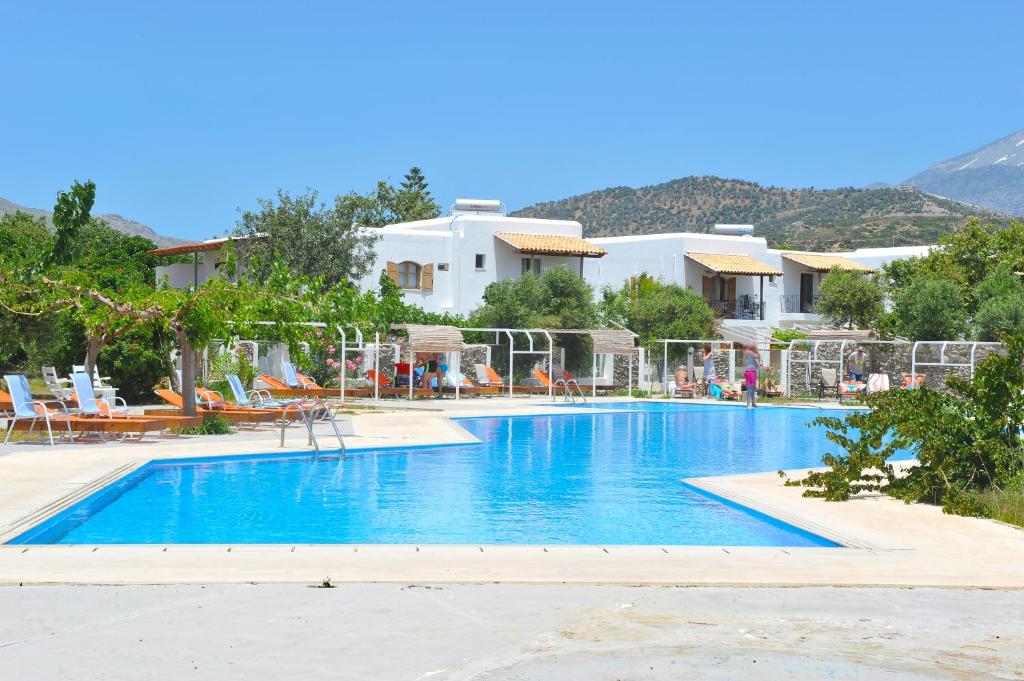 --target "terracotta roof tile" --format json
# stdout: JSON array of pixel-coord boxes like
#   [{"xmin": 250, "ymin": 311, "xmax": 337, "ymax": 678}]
[
  {"xmin": 686, "ymin": 252, "xmax": 783, "ymax": 276},
  {"xmin": 782, "ymin": 253, "xmax": 875, "ymax": 273},
  {"xmin": 495, "ymin": 232, "xmax": 606, "ymax": 257}
]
